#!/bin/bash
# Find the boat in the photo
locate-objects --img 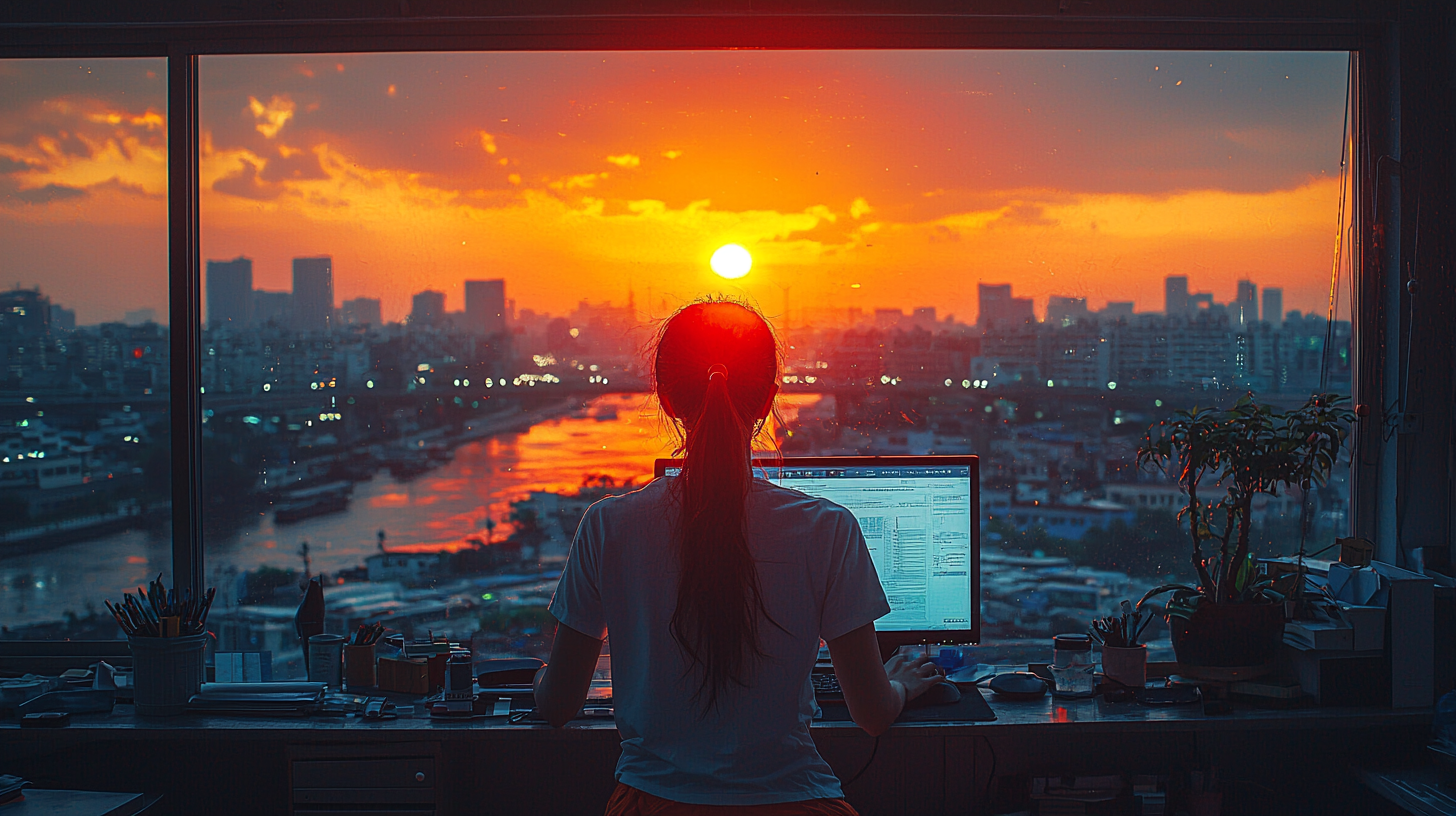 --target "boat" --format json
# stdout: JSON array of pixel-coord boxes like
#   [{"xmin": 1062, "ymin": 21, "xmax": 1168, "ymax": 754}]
[
  {"xmin": 383, "ymin": 451, "xmax": 434, "ymax": 480},
  {"xmin": 273, "ymin": 483, "xmax": 352, "ymax": 523}
]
